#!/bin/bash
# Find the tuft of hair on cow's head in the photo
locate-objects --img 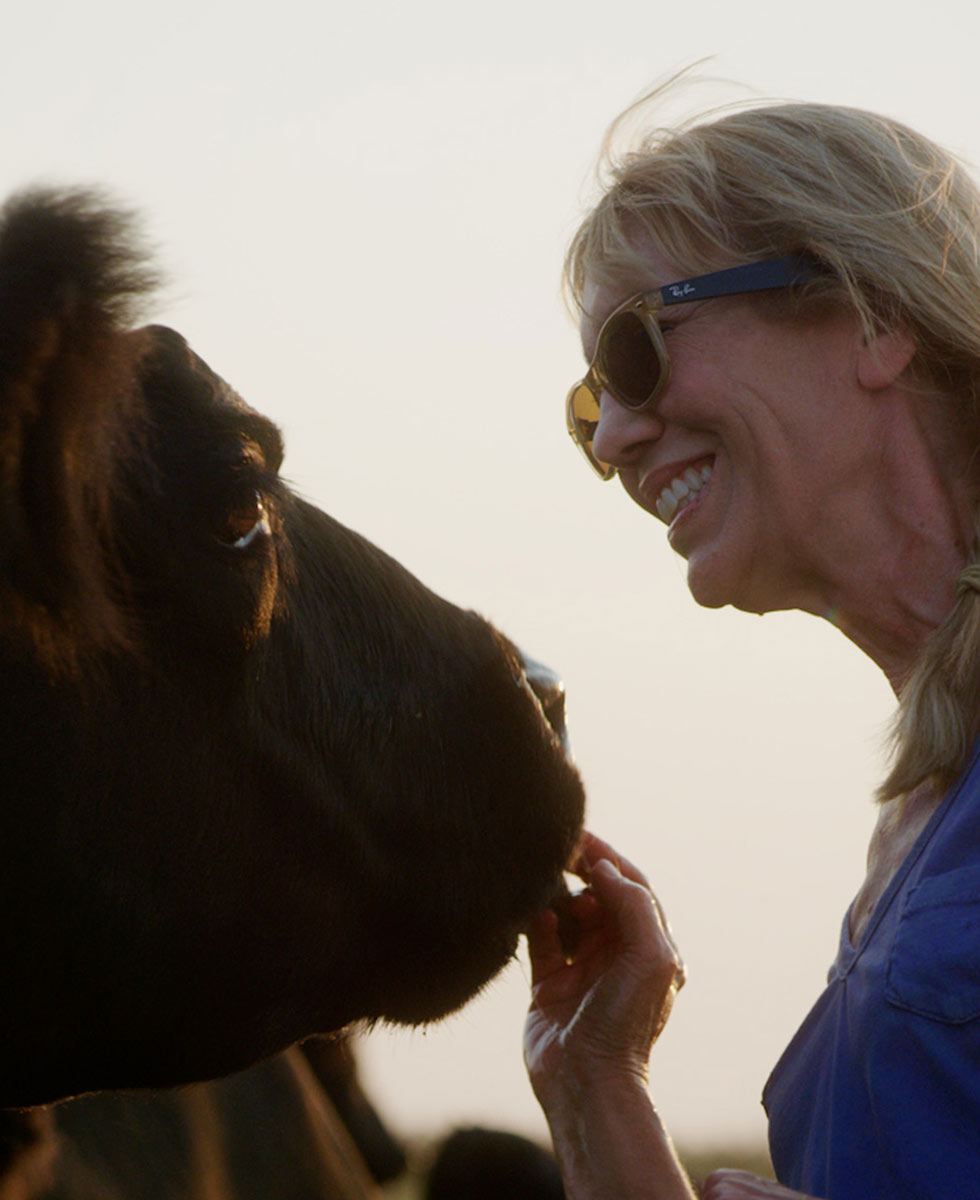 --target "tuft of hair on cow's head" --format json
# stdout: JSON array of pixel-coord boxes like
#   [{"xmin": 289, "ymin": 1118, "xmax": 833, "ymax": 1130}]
[{"xmin": 0, "ymin": 187, "xmax": 585, "ymax": 1108}]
